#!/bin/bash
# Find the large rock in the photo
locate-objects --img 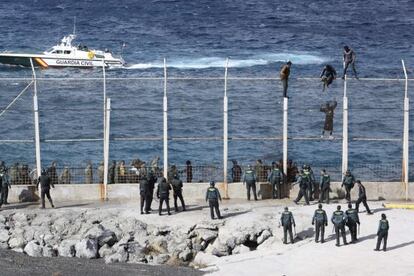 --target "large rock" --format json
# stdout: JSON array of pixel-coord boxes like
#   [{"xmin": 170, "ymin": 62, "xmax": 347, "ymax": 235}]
[
  {"xmin": 232, "ymin": 244, "xmax": 250, "ymax": 255},
  {"xmin": 98, "ymin": 244, "xmax": 114, "ymax": 258},
  {"xmin": 195, "ymin": 229, "xmax": 218, "ymax": 243},
  {"xmin": 58, "ymin": 240, "xmax": 77, "ymax": 257},
  {"xmin": 97, "ymin": 229, "xmax": 117, "ymax": 247},
  {"xmin": 193, "ymin": 252, "xmax": 219, "ymax": 267},
  {"xmin": 75, "ymin": 239, "xmax": 98, "ymax": 259},
  {"xmin": 0, "ymin": 229, "xmax": 9, "ymax": 243},
  {"xmin": 257, "ymin": 229, "xmax": 272, "ymax": 245},
  {"xmin": 42, "ymin": 245, "xmax": 56, "ymax": 257},
  {"xmin": 8, "ymin": 236, "xmax": 25, "ymax": 249},
  {"xmin": 152, "ymin": 254, "xmax": 170, "ymax": 265},
  {"xmin": 148, "ymin": 236, "xmax": 168, "ymax": 254},
  {"xmin": 178, "ymin": 249, "xmax": 193, "ymax": 262},
  {"xmin": 210, "ymin": 240, "xmax": 229, "ymax": 257},
  {"xmin": 0, "ymin": 242, "xmax": 8, "ymax": 249},
  {"xmin": 24, "ymin": 241, "xmax": 43, "ymax": 257},
  {"xmin": 0, "ymin": 214, "xmax": 6, "ymax": 225},
  {"xmin": 127, "ymin": 243, "xmax": 146, "ymax": 263},
  {"xmin": 104, "ymin": 247, "xmax": 128, "ymax": 264}
]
